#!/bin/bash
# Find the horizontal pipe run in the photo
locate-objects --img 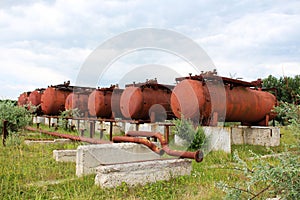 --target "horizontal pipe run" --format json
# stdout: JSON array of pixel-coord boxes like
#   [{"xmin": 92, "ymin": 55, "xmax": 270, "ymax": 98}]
[
  {"xmin": 112, "ymin": 136, "xmax": 164, "ymax": 155},
  {"xmin": 25, "ymin": 126, "xmax": 111, "ymax": 144}
]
